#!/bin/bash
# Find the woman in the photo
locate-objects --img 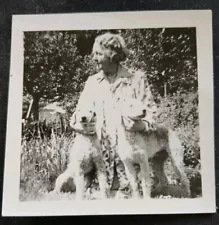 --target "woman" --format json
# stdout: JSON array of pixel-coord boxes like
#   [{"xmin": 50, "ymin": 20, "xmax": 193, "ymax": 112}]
[{"xmin": 70, "ymin": 32, "xmax": 157, "ymax": 199}]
